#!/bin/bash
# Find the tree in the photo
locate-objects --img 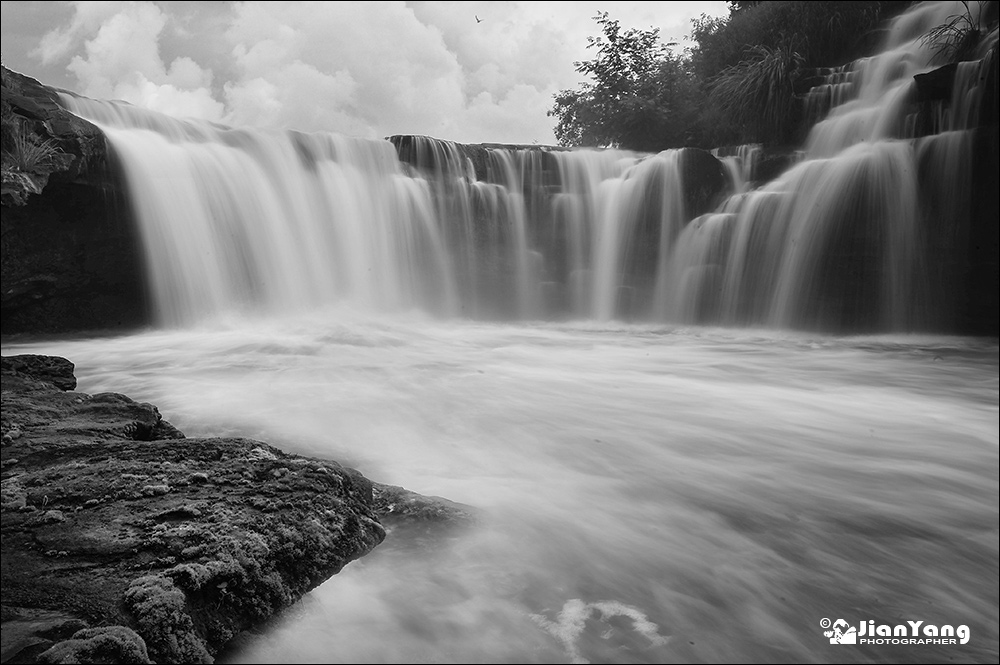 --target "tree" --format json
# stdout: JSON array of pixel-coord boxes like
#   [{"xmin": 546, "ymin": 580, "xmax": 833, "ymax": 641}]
[{"xmin": 548, "ymin": 12, "xmax": 701, "ymax": 151}]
